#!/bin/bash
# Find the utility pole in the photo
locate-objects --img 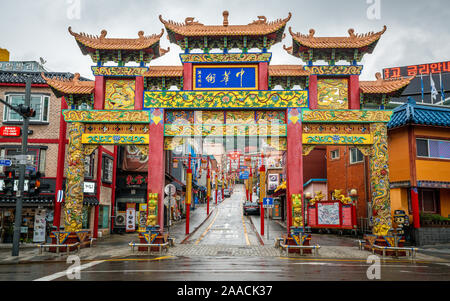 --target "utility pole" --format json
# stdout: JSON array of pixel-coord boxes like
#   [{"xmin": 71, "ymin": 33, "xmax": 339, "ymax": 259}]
[
  {"xmin": 0, "ymin": 76, "xmax": 32, "ymax": 256},
  {"xmin": 12, "ymin": 76, "xmax": 31, "ymax": 256}
]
